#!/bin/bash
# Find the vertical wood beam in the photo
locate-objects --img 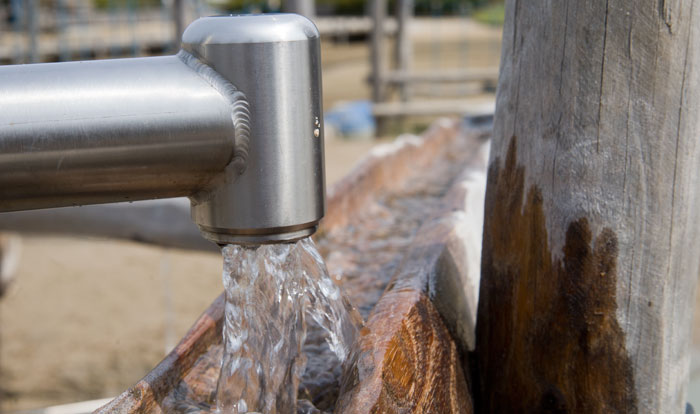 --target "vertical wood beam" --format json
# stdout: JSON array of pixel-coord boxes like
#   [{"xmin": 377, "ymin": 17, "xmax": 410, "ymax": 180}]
[
  {"xmin": 370, "ymin": 0, "xmax": 388, "ymax": 135},
  {"xmin": 283, "ymin": 0, "xmax": 316, "ymax": 20},
  {"xmin": 26, "ymin": 0, "xmax": 38, "ymax": 63},
  {"xmin": 396, "ymin": 0, "xmax": 413, "ymax": 102},
  {"xmin": 173, "ymin": 0, "xmax": 184, "ymax": 51},
  {"xmin": 475, "ymin": 0, "xmax": 700, "ymax": 412},
  {"xmin": 370, "ymin": 0, "xmax": 387, "ymax": 103}
]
